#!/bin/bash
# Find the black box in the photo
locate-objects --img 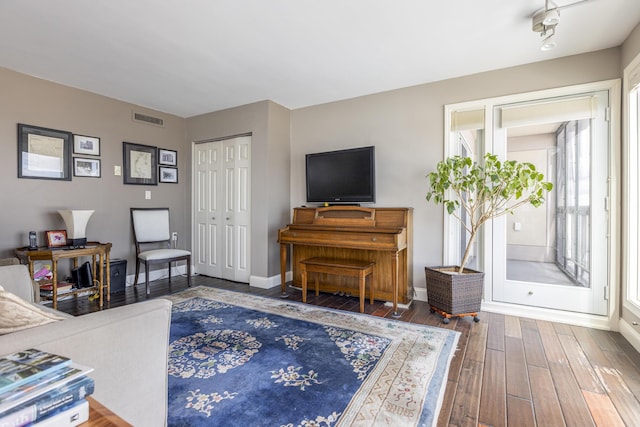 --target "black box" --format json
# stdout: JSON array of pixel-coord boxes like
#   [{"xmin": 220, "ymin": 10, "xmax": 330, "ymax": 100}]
[{"xmin": 108, "ymin": 259, "xmax": 127, "ymax": 294}]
